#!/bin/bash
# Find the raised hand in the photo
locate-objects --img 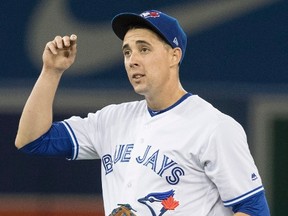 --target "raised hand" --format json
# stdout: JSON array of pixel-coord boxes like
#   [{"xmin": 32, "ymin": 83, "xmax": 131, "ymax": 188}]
[{"xmin": 42, "ymin": 34, "xmax": 77, "ymax": 74}]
